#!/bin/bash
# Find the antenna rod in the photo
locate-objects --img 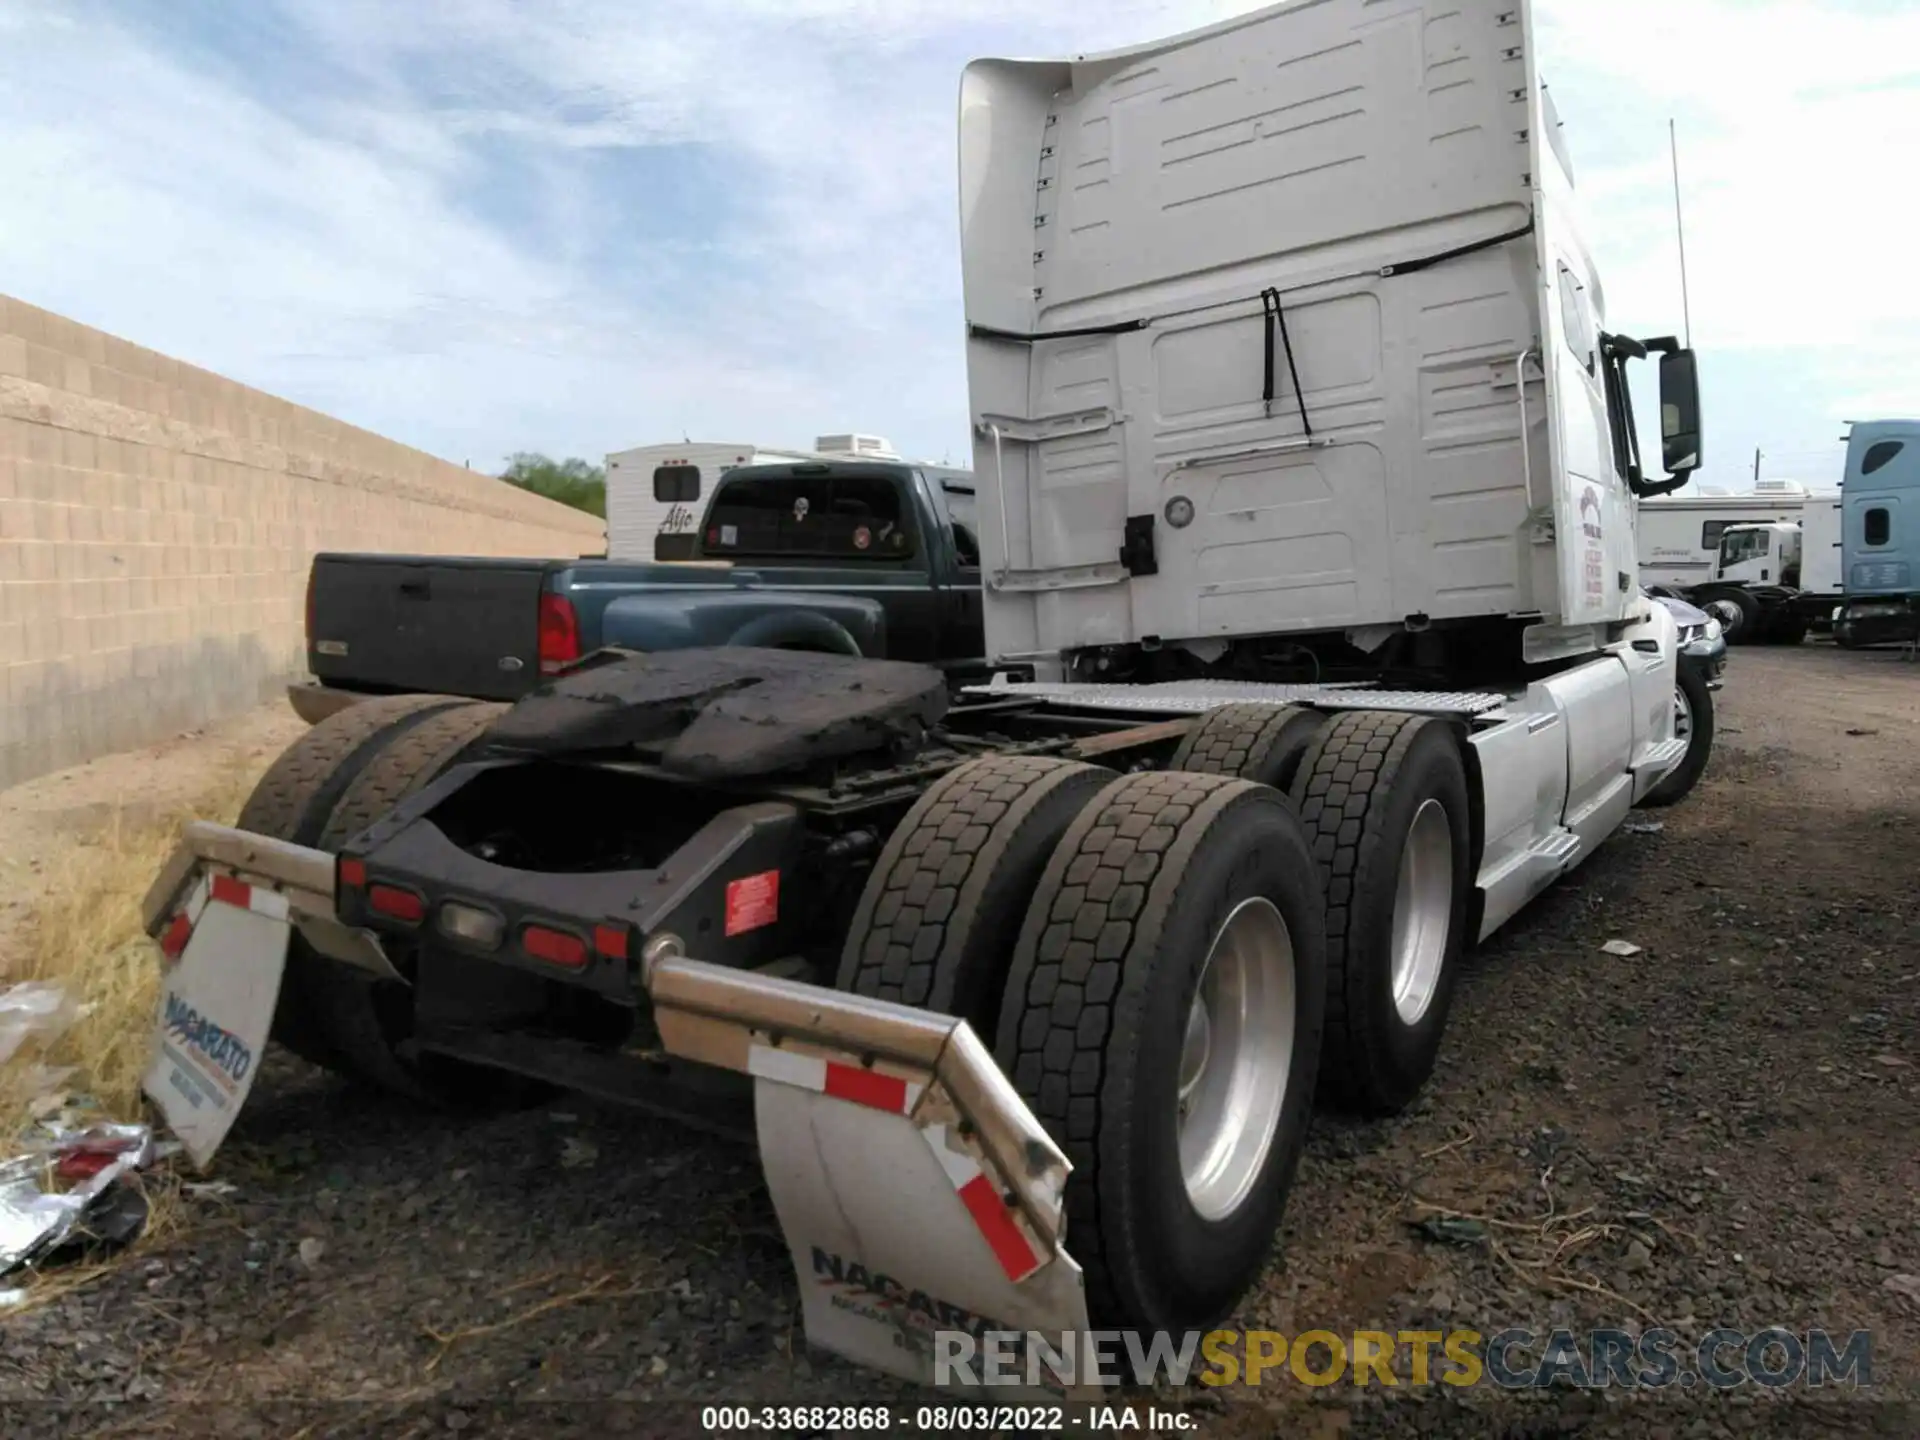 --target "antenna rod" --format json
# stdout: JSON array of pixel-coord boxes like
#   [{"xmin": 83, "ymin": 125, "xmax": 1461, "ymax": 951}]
[{"xmin": 1669, "ymin": 118, "xmax": 1693, "ymax": 349}]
